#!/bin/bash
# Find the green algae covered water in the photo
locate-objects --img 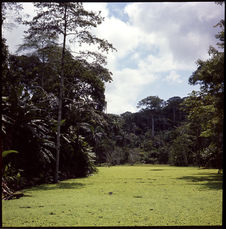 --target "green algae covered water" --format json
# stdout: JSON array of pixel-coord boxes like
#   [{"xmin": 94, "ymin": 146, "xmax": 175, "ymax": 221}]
[{"xmin": 2, "ymin": 165, "xmax": 223, "ymax": 226}]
